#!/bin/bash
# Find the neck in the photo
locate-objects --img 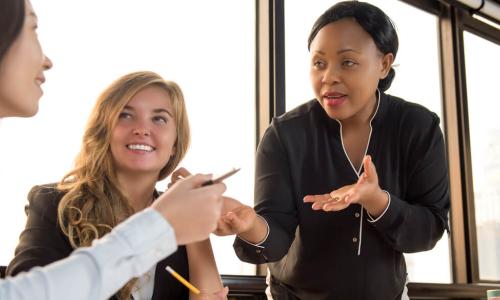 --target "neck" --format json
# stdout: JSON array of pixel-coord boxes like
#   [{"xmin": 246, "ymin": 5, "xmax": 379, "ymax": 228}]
[
  {"xmin": 342, "ymin": 92, "xmax": 378, "ymax": 128},
  {"xmin": 116, "ymin": 171, "xmax": 158, "ymax": 212}
]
